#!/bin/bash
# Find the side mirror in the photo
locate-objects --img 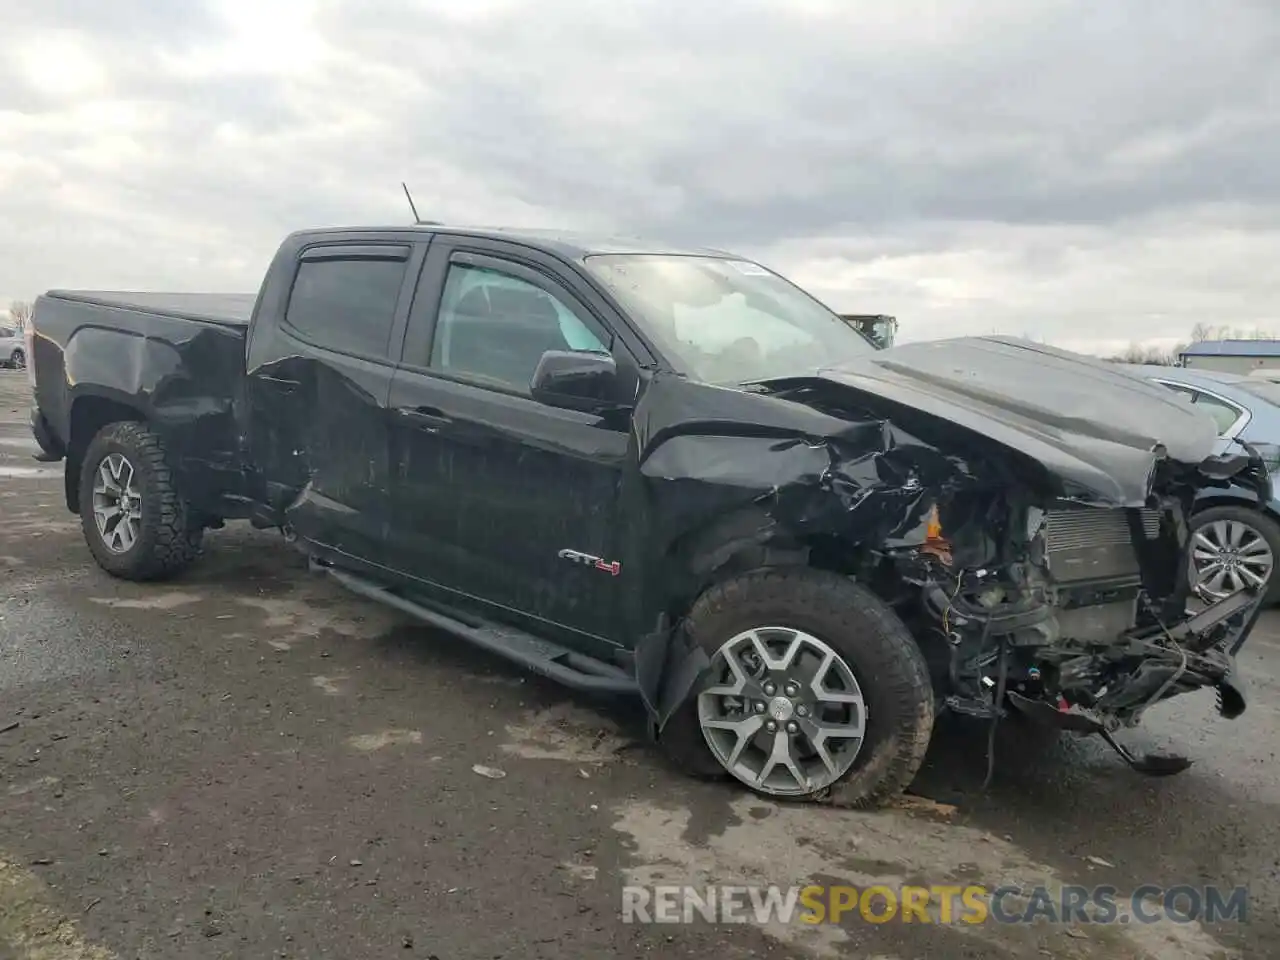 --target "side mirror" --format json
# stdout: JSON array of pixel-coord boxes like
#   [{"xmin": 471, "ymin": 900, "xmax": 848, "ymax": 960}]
[{"xmin": 530, "ymin": 350, "xmax": 623, "ymax": 414}]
